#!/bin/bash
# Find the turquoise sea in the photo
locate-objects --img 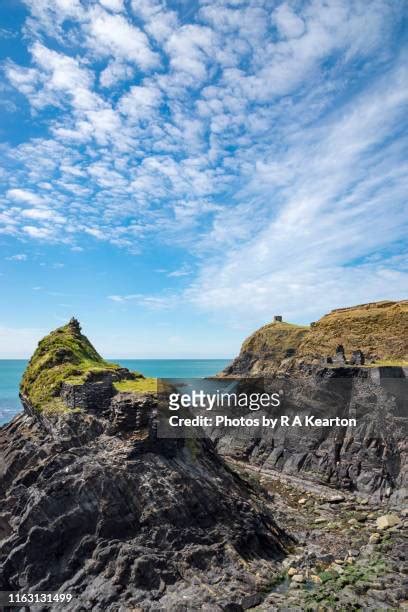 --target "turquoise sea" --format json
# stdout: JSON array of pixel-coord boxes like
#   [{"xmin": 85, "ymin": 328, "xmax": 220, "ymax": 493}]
[{"xmin": 0, "ymin": 359, "xmax": 231, "ymax": 425}]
